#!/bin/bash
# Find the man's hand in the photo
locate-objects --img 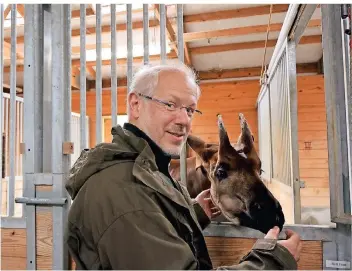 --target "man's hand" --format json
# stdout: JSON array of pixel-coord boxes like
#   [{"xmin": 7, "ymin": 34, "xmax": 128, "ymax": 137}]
[
  {"xmin": 195, "ymin": 189, "xmax": 221, "ymax": 219},
  {"xmin": 264, "ymin": 226, "xmax": 302, "ymax": 262}
]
